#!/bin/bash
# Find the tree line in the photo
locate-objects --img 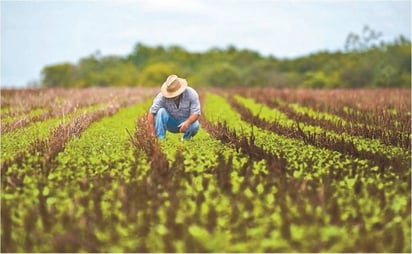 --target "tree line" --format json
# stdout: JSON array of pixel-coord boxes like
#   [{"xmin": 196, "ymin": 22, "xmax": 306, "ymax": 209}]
[{"xmin": 42, "ymin": 27, "xmax": 411, "ymax": 88}]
